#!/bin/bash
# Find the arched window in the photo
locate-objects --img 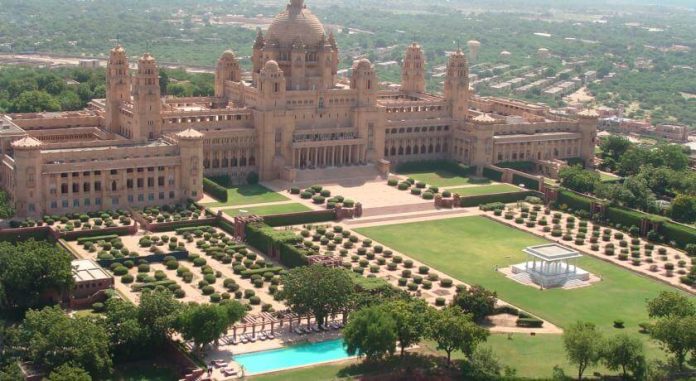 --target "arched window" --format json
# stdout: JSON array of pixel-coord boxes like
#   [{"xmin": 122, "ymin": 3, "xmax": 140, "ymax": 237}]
[
  {"xmin": 390, "ymin": 147, "xmax": 396, "ymax": 156},
  {"xmin": 249, "ymin": 156, "xmax": 256, "ymax": 166},
  {"xmin": 111, "ymin": 181, "xmax": 117, "ymax": 191},
  {"xmin": 405, "ymin": 146, "xmax": 412, "ymax": 155},
  {"xmin": 398, "ymin": 146, "xmax": 404, "ymax": 155}
]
